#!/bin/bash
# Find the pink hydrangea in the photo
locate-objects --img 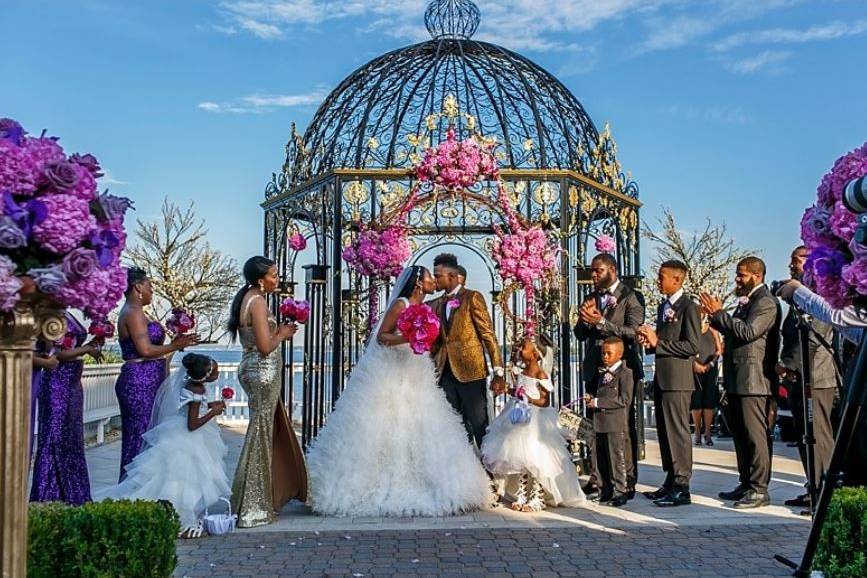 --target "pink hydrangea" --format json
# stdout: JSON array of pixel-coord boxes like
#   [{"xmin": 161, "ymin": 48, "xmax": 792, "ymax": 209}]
[
  {"xmin": 32, "ymin": 194, "xmax": 96, "ymax": 254},
  {"xmin": 288, "ymin": 232, "xmax": 307, "ymax": 251},
  {"xmin": 66, "ymin": 163, "xmax": 97, "ymax": 201},
  {"xmin": 0, "ymin": 255, "xmax": 22, "ymax": 312},
  {"xmin": 343, "ymin": 225, "xmax": 412, "ymax": 278},
  {"xmin": 841, "ymin": 260, "xmax": 867, "ymax": 296},
  {"xmin": 493, "ymin": 226, "xmax": 557, "ymax": 286},
  {"xmin": 414, "ymin": 128, "xmax": 498, "ymax": 190},
  {"xmin": 595, "ymin": 234, "xmax": 616, "ymax": 254},
  {"xmin": 0, "ymin": 140, "xmax": 40, "ymax": 196}
]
